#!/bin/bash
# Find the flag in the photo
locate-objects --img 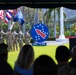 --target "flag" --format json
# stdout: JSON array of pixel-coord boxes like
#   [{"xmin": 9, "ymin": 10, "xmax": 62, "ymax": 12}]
[
  {"xmin": 13, "ymin": 9, "xmax": 17, "ymax": 16},
  {"xmin": 9, "ymin": 22, "xmax": 15, "ymax": 30},
  {"xmin": 13, "ymin": 8, "xmax": 25, "ymax": 26},
  {"xmin": 5, "ymin": 9, "xmax": 13, "ymax": 23},
  {"xmin": 0, "ymin": 10, "xmax": 4, "ymax": 20}
]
